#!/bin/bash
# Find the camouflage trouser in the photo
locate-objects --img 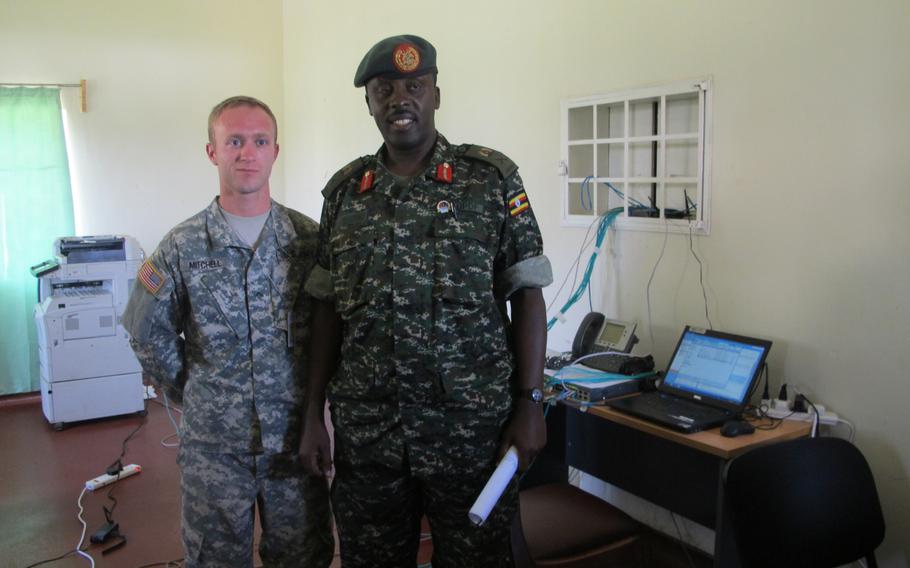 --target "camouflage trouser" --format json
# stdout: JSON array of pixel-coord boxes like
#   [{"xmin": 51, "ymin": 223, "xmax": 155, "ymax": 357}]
[
  {"xmin": 178, "ymin": 447, "xmax": 334, "ymax": 568},
  {"xmin": 331, "ymin": 458, "xmax": 517, "ymax": 568}
]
